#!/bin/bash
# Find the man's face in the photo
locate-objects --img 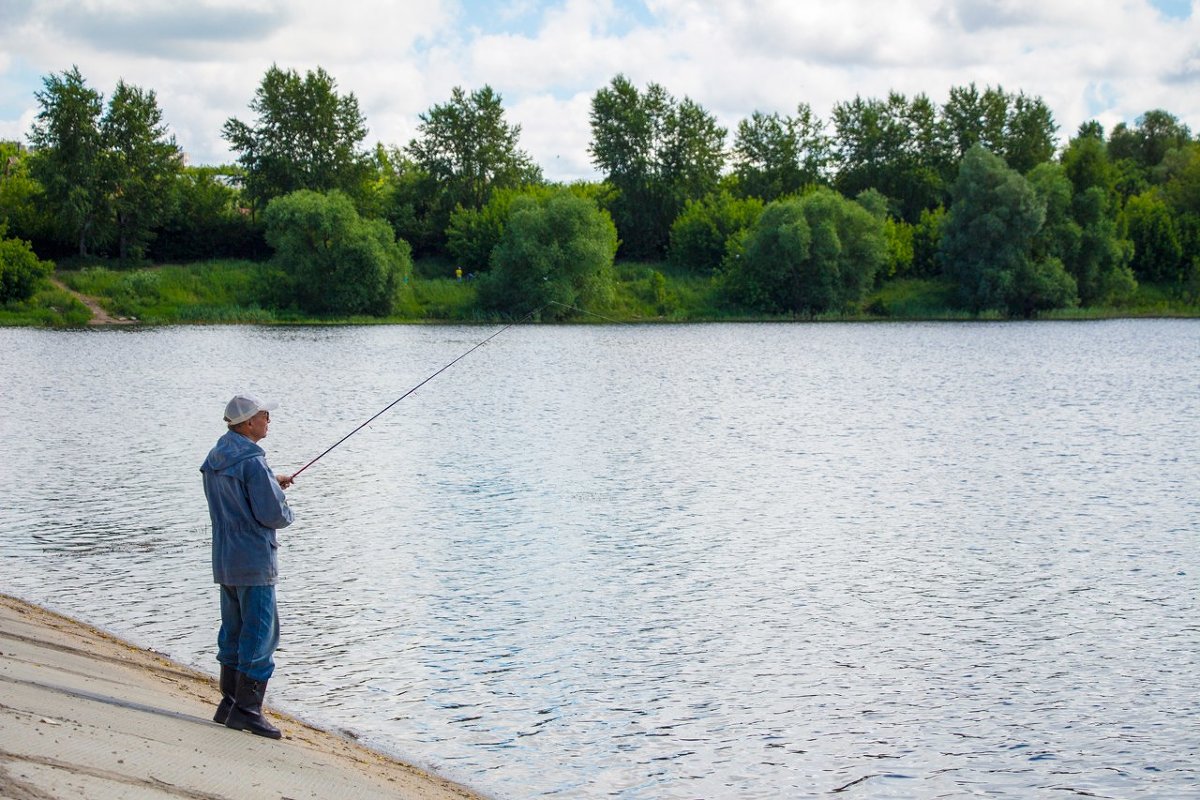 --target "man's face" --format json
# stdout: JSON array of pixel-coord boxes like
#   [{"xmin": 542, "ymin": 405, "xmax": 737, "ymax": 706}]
[{"xmin": 243, "ymin": 410, "xmax": 271, "ymax": 442}]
